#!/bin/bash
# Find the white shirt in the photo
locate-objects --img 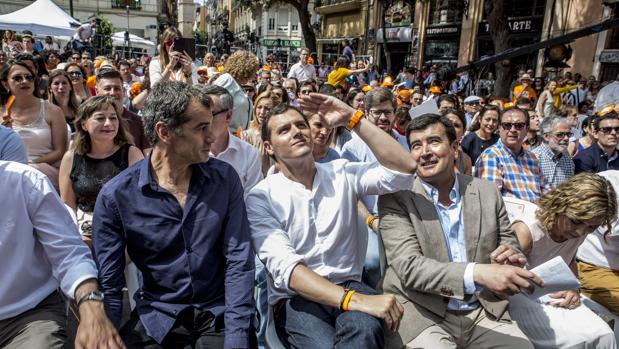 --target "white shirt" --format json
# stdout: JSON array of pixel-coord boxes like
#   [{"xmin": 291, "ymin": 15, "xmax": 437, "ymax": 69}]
[
  {"xmin": 287, "ymin": 62, "xmax": 316, "ymax": 83},
  {"xmin": 0, "ymin": 161, "xmax": 97, "ymax": 320},
  {"xmin": 577, "ymin": 170, "xmax": 619, "ymax": 270},
  {"xmin": 211, "ymin": 133, "xmax": 263, "ymax": 198},
  {"xmin": 247, "ymin": 159, "xmax": 414, "ymax": 305},
  {"xmin": 340, "ymin": 130, "xmax": 409, "ymax": 214}
]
